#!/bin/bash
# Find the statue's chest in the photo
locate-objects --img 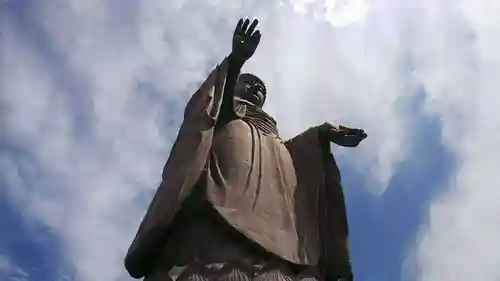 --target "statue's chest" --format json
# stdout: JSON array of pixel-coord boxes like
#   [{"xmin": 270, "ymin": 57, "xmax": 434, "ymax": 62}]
[
  {"xmin": 212, "ymin": 119, "xmax": 256, "ymax": 165},
  {"xmin": 210, "ymin": 119, "xmax": 297, "ymax": 209}
]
